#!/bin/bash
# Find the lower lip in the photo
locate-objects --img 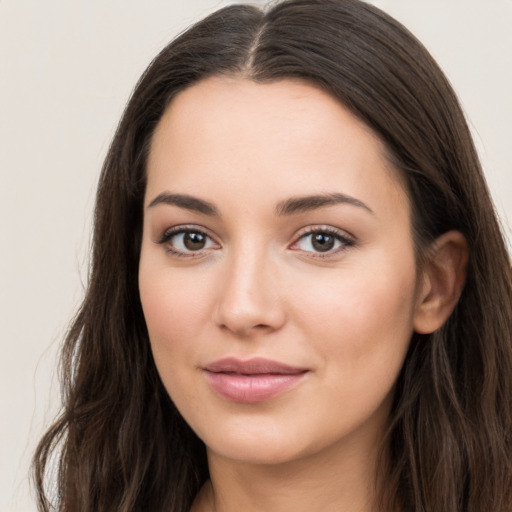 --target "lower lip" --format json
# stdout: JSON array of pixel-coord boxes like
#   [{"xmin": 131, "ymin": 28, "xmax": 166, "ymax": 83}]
[{"xmin": 204, "ymin": 371, "xmax": 307, "ymax": 403}]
